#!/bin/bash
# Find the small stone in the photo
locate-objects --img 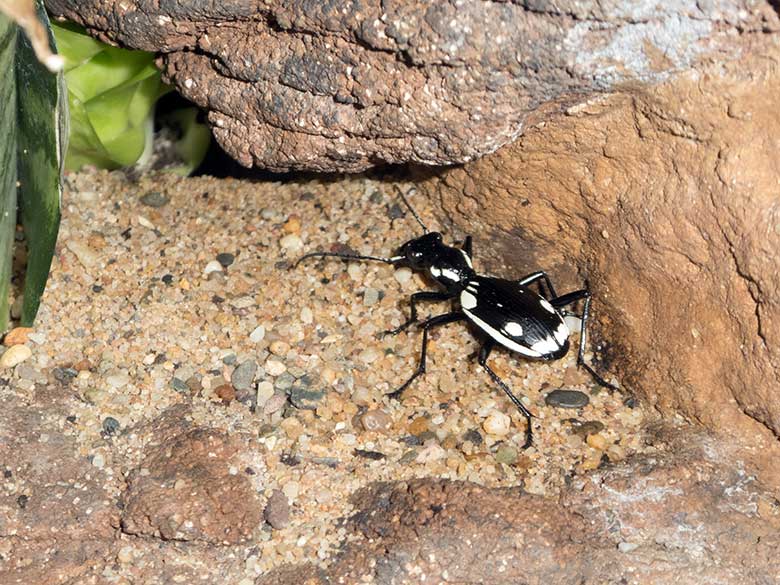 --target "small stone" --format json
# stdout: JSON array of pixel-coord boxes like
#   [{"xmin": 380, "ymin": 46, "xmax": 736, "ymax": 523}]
[
  {"xmin": 399, "ymin": 449, "xmax": 418, "ymax": 465},
  {"xmin": 300, "ymin": 306, "xmax": 313, "ymax": 324},
  {"xmin": 358, "ymin": 347, "xmax": 380, "ymax": 364},
  {"xmin": 495, "ymin": 445, "xmax": 518, "ymax": 465},
  {"xmin": 289, "ymin": 387, "xmax": 325, "ymax": 410},
  {"xmin": 204, "ymin": 260, "xmax": 223, "ymax": 275},
  {"xmin": 360, "ymin": 409, "xmax": 392, "ymax": 432},
  {"xmin": 482, "ymin": 411, "xmax": 511, "ymax": 437},
  {"xmin": 571, "ymin": 420, "xmax": 605, "ymax": 438},
  {"xmin": 545, "ymin": 389, "xmax": 590, "ymax": 409},
  {"xmin": 618, "ymin": 541, "xmax": 639, "ymax": 553},
  {"xmin": 263, "ymin": 392, "xmax": 288, "ymax": 415},
  {"xmin": 263, "ymin": 489, "xmax": 290, "ymax": 529},
  {"xmin": 91, "ymin": 453, "xmax": 105, "ymax": 469},
  {"xmin": 265, "ymin": 359, "xmax": 286, "ymax": 376},
  {"xmin": 250, "ymin": 326, "xmax": 266, "ymax": 343},
  {"xmin": 53, "ymin": 367, "xmax": 78, "ymax": 384},
  {"xmin": 106, "ymin": 372, "xmax": 130, "ymax": 389},
  {"xmin": 140, "ymin": 191, "xmax": 169, "ymax": 207},
  {"xmin": 280, "ymin": 234, "xmax": 303, "ymax": 252},
  {"xmin": 281, "ymin": 481, "xmax": 300, "ymax": 500},
  {"xmin": 462, "ymin": 429, "xmax": 483, "ymax": 445},
  {"xmin": 280, "ymin": 417, "xmax": 304, "ymax": 440},
  {"xmin": 66, "ymin": 240, "xmax": 99, "ymax": 269},
  {"xmin": 408, "ymin": 416, "xmax": 430, "ymax": 436},
  {"xmin": 256, "ymin": 381, "xmax": 275, "ymax": 407},
  {"xmin": 215, "ymin": 384, "xmax": 236, "ymax": 404},
  {"xmin": 394, "ymin": 267, "xmax": 413, "ymax": 285},
  {"xmin": 354, "ymin": 449, "xmax": 385, "ymax": 460},
  {"xmin": 0, "ymin": 345, "xmax": 31, "ymax": 368},
  {"xmin": 230, "ymin": 296, "xmax": 254, "ymax": 309},
  {"xmin": 216, "ymin": 252, "xmax": 235, "ymax": 267},
  {"xmin": 586, "ymin": 433, "xmax": 609, "ymax": 451},
  {"xmin": 416, "ymin": 441, "xmax": 446, "ymax": 463},
  {"xmin": 282, "ymin": 215, "xmax": 301, "ymax": 234},
  {"xmin": 137, "ymin": 215, "xmax": 155, "ymax": 230},
  {"xmin": 274, "ymin": 372, "xmax": 295, "ymax": 391},
  {"xmin": 232, "ymin": 361, "xmax": 258, "ymax": 391},
  {"xmin": 363, "ymin": 288, "xmax": 380, "ymax": 306},
  {"xmin": 171, "ymin": 377, "xmax": 190, "ymax": 393},
  {"xmin": 269, "ymin": 340, "xmax": 291, "ymax": 356},
  {"xmin": 4, "ymin": 327, "xmax": 32, "ymax": 346},
  {"xmin": 102, "ymin": 417, "xmax": 121, "ymax": 436}
]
